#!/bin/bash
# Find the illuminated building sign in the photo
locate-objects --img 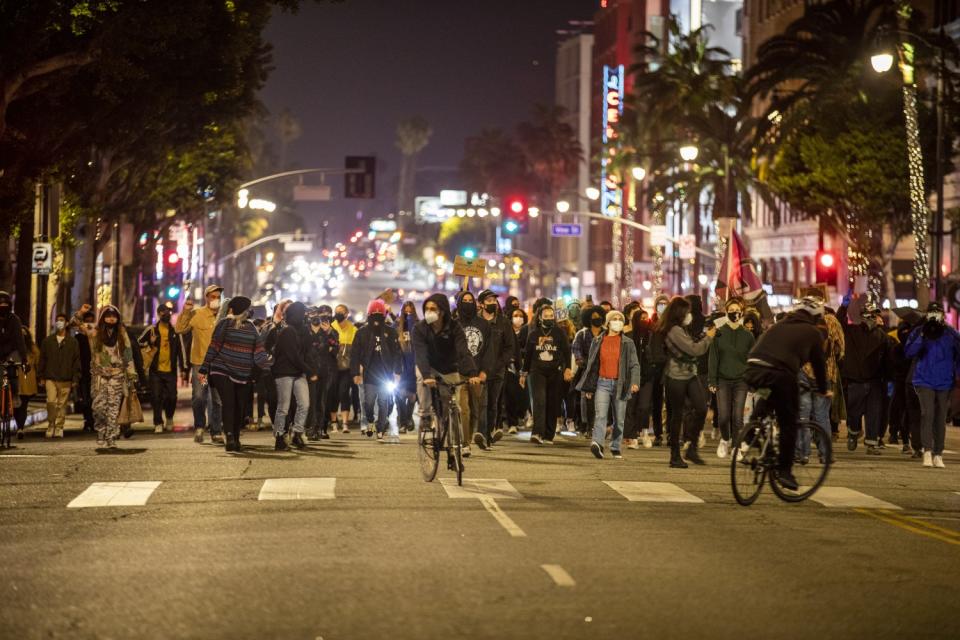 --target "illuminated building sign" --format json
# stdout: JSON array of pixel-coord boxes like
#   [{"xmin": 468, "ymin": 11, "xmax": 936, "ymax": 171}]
[{"xmin": 601, "ymin": 64, "xmax": 624, "ymax": 218}]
